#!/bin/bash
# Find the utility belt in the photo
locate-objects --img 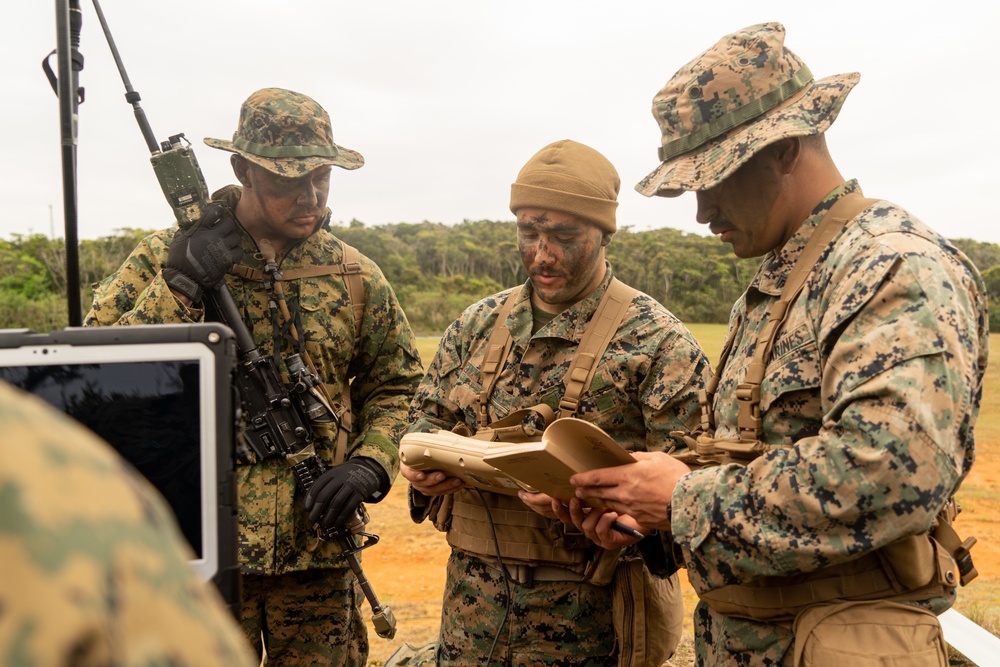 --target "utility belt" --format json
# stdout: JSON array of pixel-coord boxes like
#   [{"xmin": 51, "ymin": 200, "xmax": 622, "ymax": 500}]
[{"xmin": 693, "ymin": 492, "xmax": 976, "ymax": 621}]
